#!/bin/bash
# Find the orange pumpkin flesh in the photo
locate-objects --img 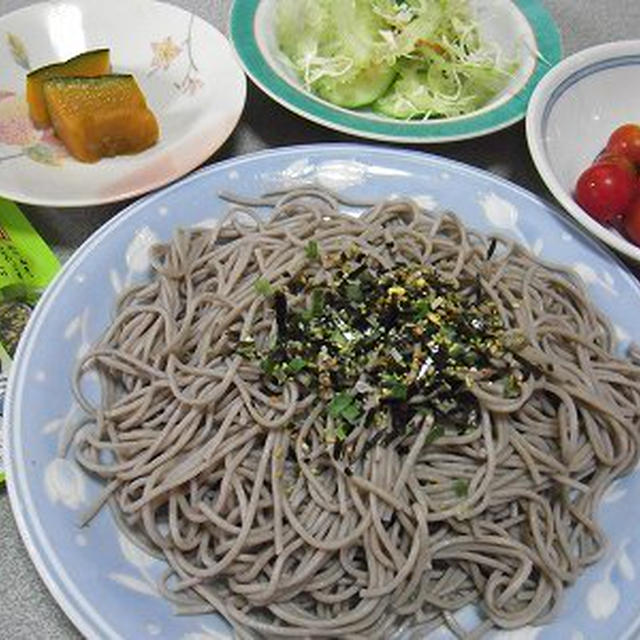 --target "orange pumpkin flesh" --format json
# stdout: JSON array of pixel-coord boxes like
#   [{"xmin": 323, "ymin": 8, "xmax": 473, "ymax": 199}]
[
  {"xmin": 43, "ymin": 75, "xmax": 159, "ymax": 163},
  {"xmin": 26, "ymin": 49, "xmax": 111, "ymax": 129}
]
